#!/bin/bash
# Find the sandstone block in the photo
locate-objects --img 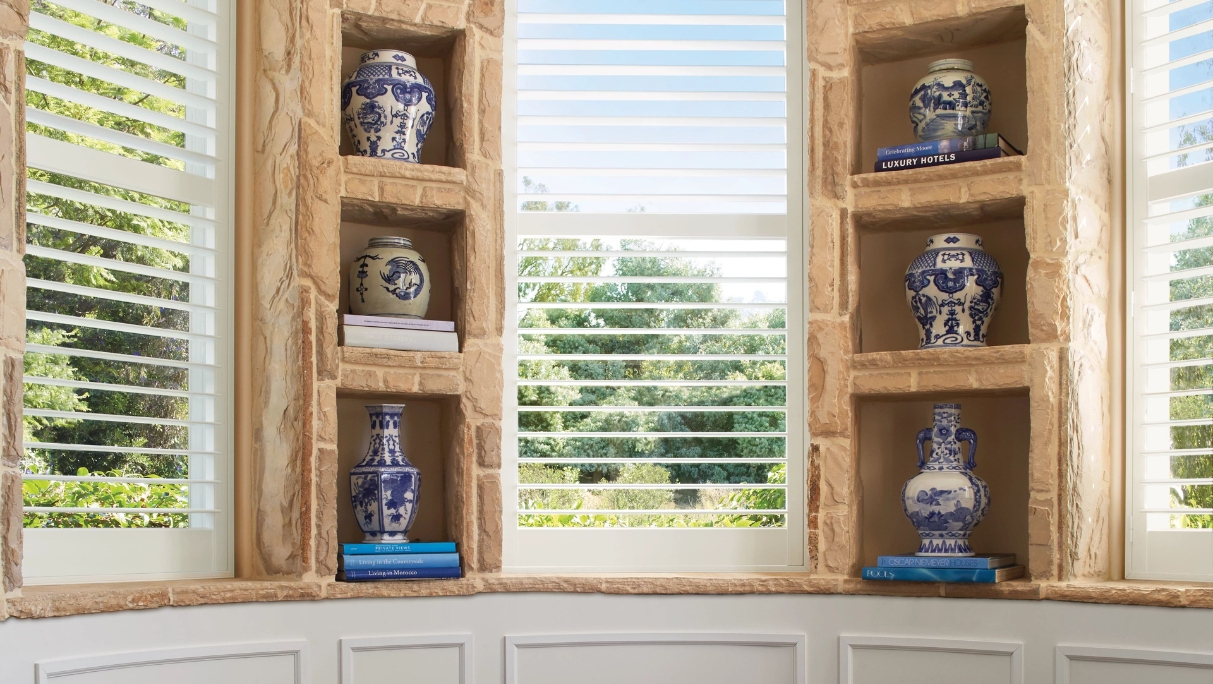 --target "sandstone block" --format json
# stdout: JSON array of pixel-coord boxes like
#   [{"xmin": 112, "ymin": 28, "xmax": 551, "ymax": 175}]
[
  {"xmin": 477, "ymin": 473, "xmax": 502, "ymax": 572},
  {"xmin": 852, "ymin": 371, "xmax": 912, "ymax": 394},
  {"xmin": 973, "ymin": 363, "xmax": 1028, "ymax": 388},
  {"xmin": 419, "ymin": 371, "xmax": 461, "ymax": 394},
  {"xmin": 853, "ymin": 187, "xmax": 904, "ymax": 211},
  {"xmin": 343, "ymin": 175, "xmax": 377, "ymax": 200},
  {"xmin": 464, "ymin": 343, "xmax": 504, "ymax": 420},
  {"xmin": 476, "ymin": 421, "xmax": 501, "ymax": 468},
  {"xmin": 916, "ymin": 368, "xmax": 972, "ymax": 392},
  {"xmin": 343, "ymin": 0, "xmax": 375, "ymax": 12},
  {"xmin": 1028, "ymin": 187, "xmax": 1070, "ymax": 256},
  {"xmin": 315, "ymin": 445, "xmax": 338, "ymax": 576},
  {"xmin": 1028, "ymin": 542, "xmax": 1055, "ymax": 580},
  {"xmin": 1027, "ymin": 503, "xmax": 1053, "ymax": 548},
  {"xmin": 0, "ymin": 0, "xmax": 28, "ymax": 41},
  {"xmin": 0, "ymin": 253, "xmax": 24, "ymax": 343},
  {"xmin": 851, "ymin": 2, "xmax": 910, "ymax": 33},
  {"xmin": 966, "ymin": 175, "xmax": 1020, "ymax": 202},
  {"xmin": 380, "ymin": 371, "xmax": 419, "ymax": 393},
  {"xmin": 421, "ymin": 2, "xmax": 464, "ymax": 28},
  {"xmin": 819, "ymin": 76, "xmax": 853, "ymax": 201},
  {"xmin": 909, "ymin": 182, "xmax": 963, "ymax": 206},
  {"xmin": 339, "ymin": 367, "xmax": 381, "ymax": 391},
  {"xmin": 2, "ymin": 467, "xmax": 20, "ymax": 591},
  {"xmin": 1026, "ymin": 258, "xmax": 1069, "ymax": 343},
  {"xmin": 470, "ymin": 0, "xmax": 504, "ymax": 36},
  {"xmin": 317, "ymin": 385, "xmax": 338, "ymax": 445},
  {"xmin": 369, "ymin": 0, "xmax": 423, "ymax": 21},
  {"xmin": 908, "ymin": 0, "xmax": 965, "ymax": 24},
  {"xmin": 2, "ymin": 354, "xmax": 19, "ymax": 468},
  {"xmin": 419, "ymin": 184, "xmax": 464, "ymax": 209},
  {"xmin": 809, "ymin": 317, "xmax": 852, "ymax": 436},
  {"xmin": 818, "ymin": 437, "xmax": 852, "ymax": 508},
  {"xmin": 478, "ymin": 57, "xmax": 502, "ymax": 162},
  {"xmin": 316, "ymin": 307, "xmax": 338, "ymax": 381},
  {"xmin": 805, "ymin": 0, "xmax": 849, "ymax": 70},
  {"xmin": 820, "ymin": 511, "xmax": 856, "ymax": 575},
  {"xmin": 297, "ymin": 121, "xmax": 342, "ymax": 302},
  {"xmin": 379, "ymin": 180, "xmax": 422, "ymax": 206},
  {"xmin": 808, "ymin": 203, "xmax": 837, "ymax": 314}
]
